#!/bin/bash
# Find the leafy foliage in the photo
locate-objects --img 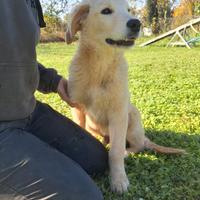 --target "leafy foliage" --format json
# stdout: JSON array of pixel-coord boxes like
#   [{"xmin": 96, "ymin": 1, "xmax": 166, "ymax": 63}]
[
  {"xmin": 172, "ymin": 0, "xmax": 200, "ymax": 28},
  {"xmin": 40, "ymin": 0, "xmax": 69, "ymax": 16},
  {"xmin": 144, "ymin": 0, "xmax": 174, "ymax": 34}
]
